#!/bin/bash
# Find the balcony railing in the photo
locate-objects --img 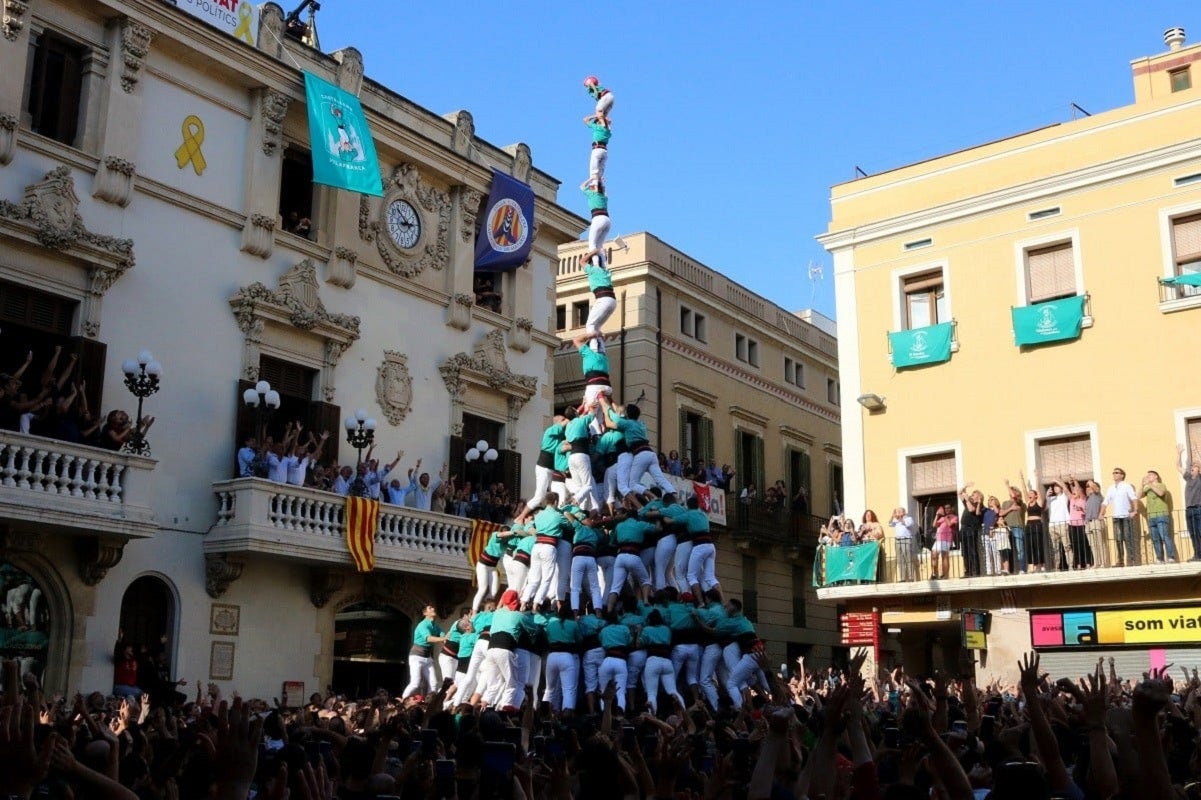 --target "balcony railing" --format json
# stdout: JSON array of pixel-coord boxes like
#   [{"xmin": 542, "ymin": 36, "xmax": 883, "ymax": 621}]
[
  {"xmin": 207, "ymin": 478, "xmax": 474, "ymax": 579},
  {"xmin": 0, "ymin": 429, "xmax": 157, "ymax": 539},
  {"xmin": 815, "ymin": 508, "xmax": 1201, "ymax": 598},
  {"xmin": 726, "ymin": 500, "xmax": 822, "ymax": 557}
]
